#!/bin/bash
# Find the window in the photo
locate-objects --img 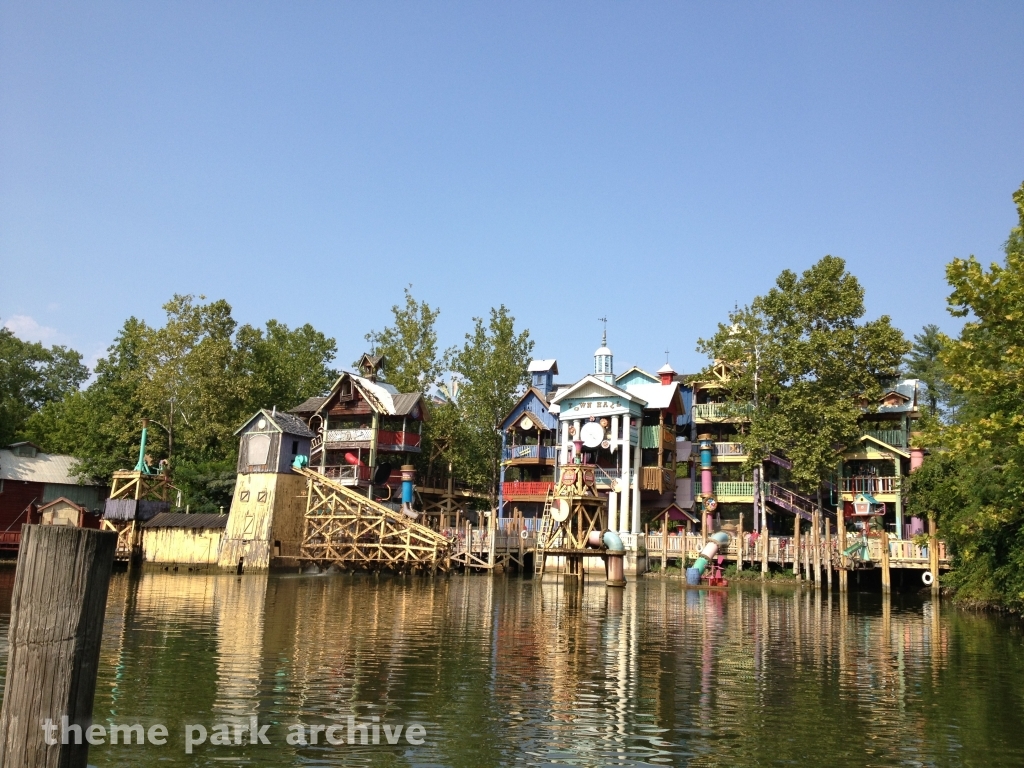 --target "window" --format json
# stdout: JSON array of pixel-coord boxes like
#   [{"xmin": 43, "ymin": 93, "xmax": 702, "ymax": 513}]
[
  {"xmin": 292, "ymin": 440, "xmax": 299, "ymax": 455},
  {"xmin": 247, "ymin": 433, "xmax": 272, "ymax": 466}
]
